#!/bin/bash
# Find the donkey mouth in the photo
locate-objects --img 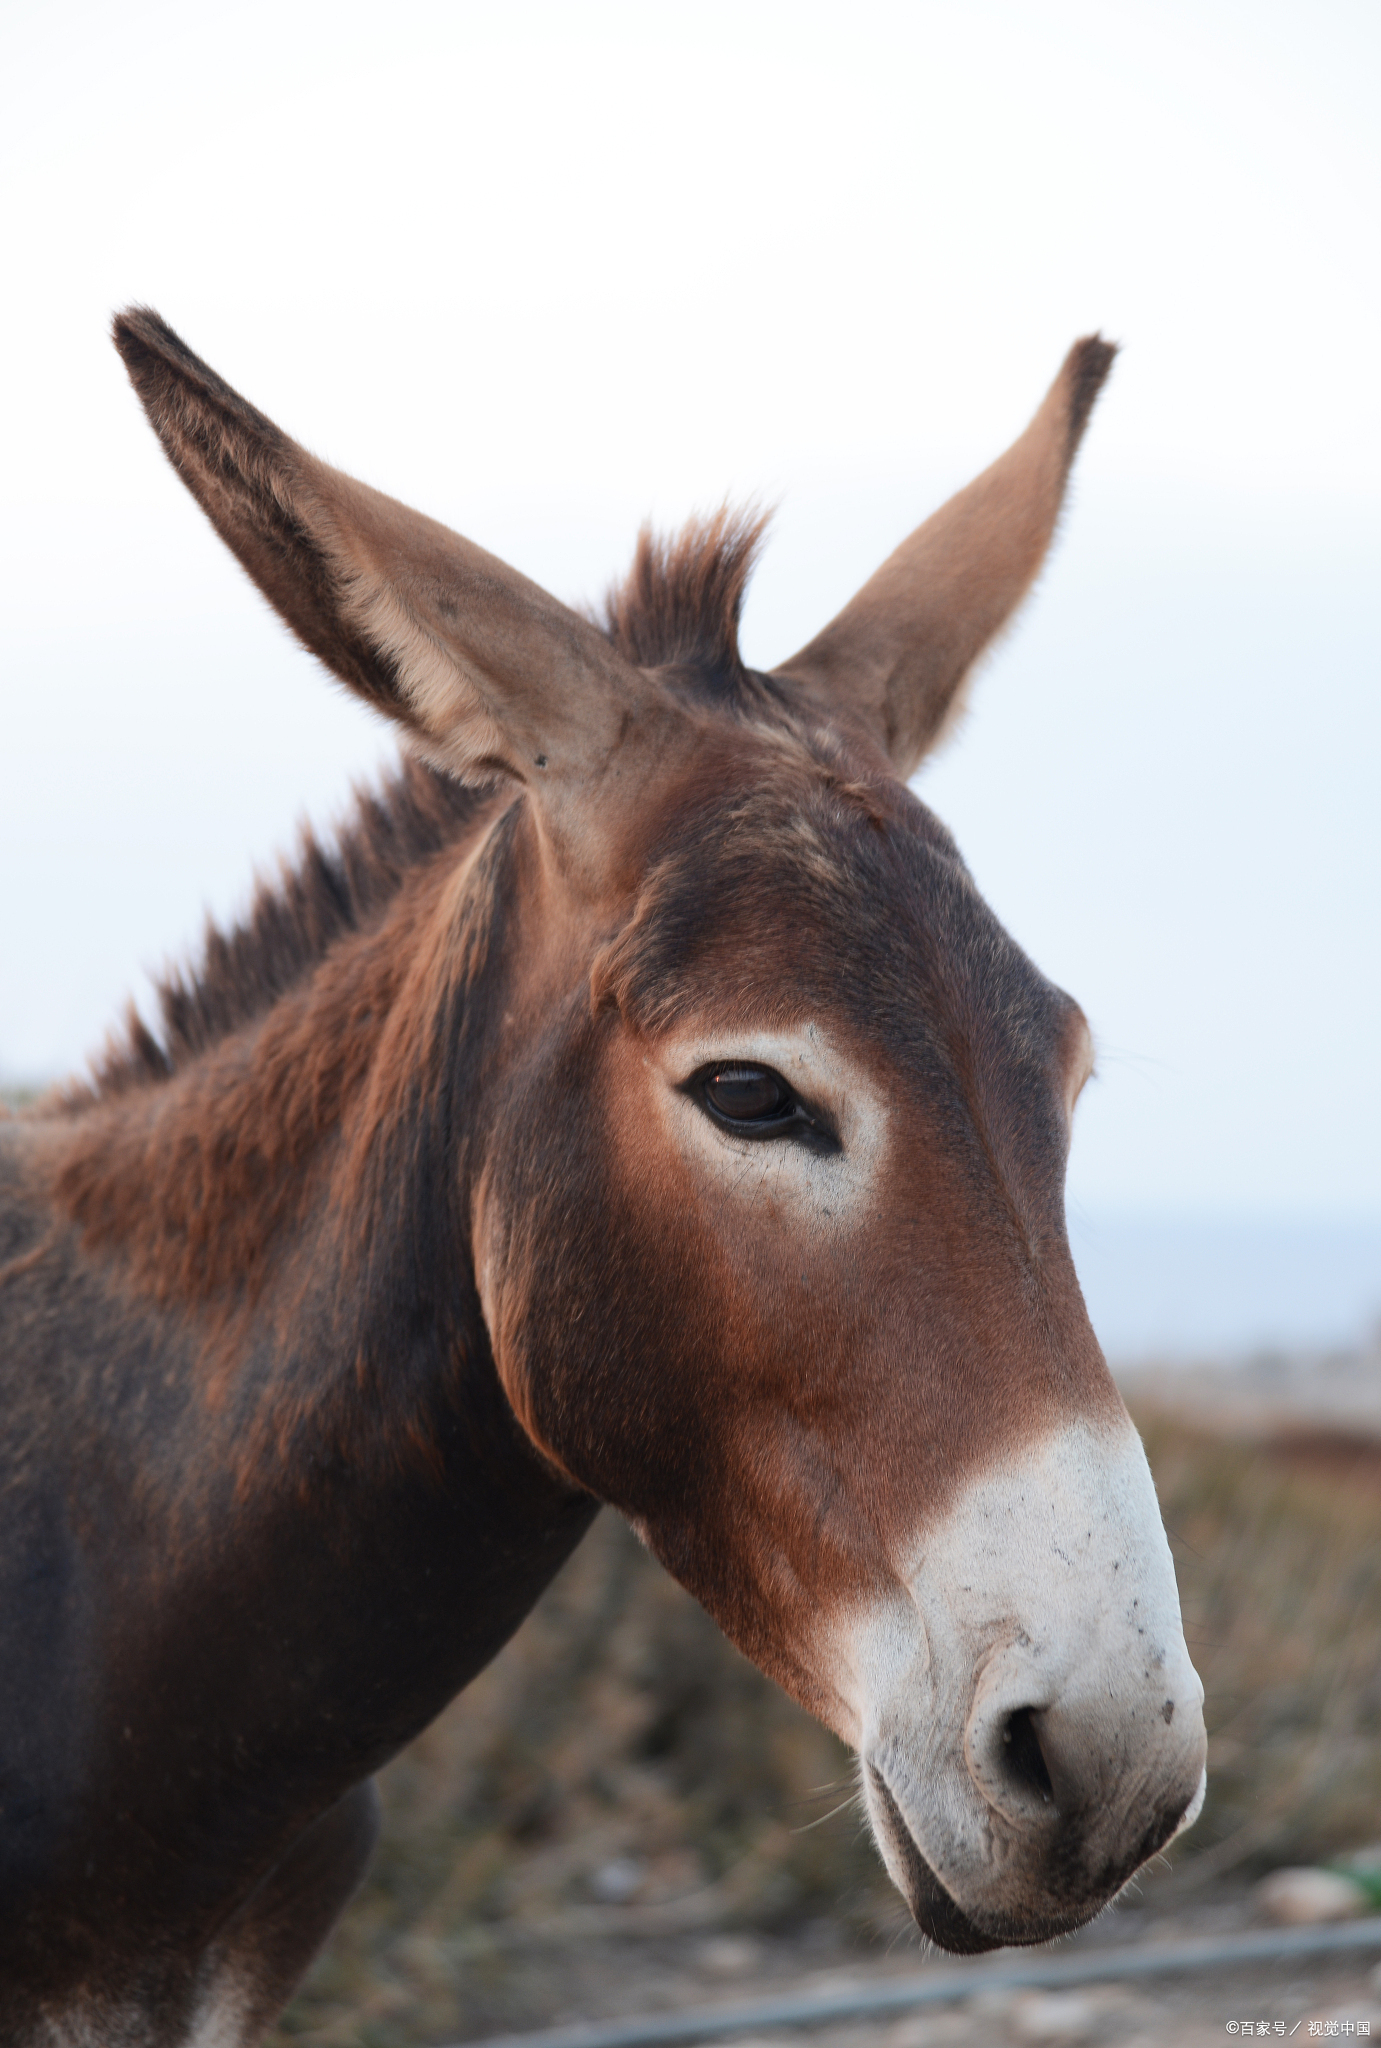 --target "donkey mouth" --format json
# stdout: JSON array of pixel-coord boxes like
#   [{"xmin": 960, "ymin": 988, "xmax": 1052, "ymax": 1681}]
[
  {"xmin": 867, "ymin": 1761, "xmax": 1203, "ymax": 1953},
  {"xmin": 865, "ymin": 1768, "xmax": 1003, "ymax": 1955}
]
